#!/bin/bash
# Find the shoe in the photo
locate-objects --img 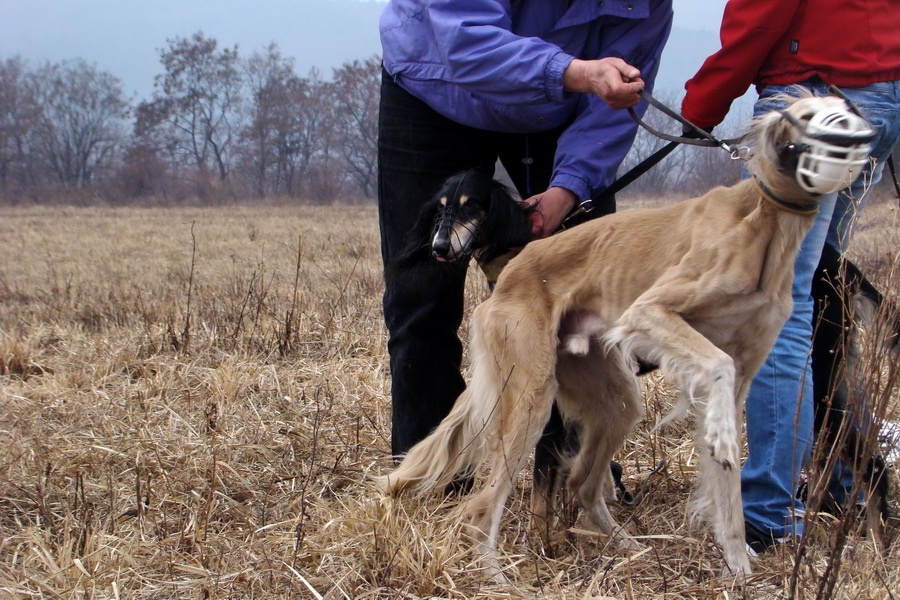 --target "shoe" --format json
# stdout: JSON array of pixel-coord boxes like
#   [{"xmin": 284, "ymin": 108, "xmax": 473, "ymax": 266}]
[{"xmin": 745, "ymin": 521, "xmax": 791, "ymax": 555}]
